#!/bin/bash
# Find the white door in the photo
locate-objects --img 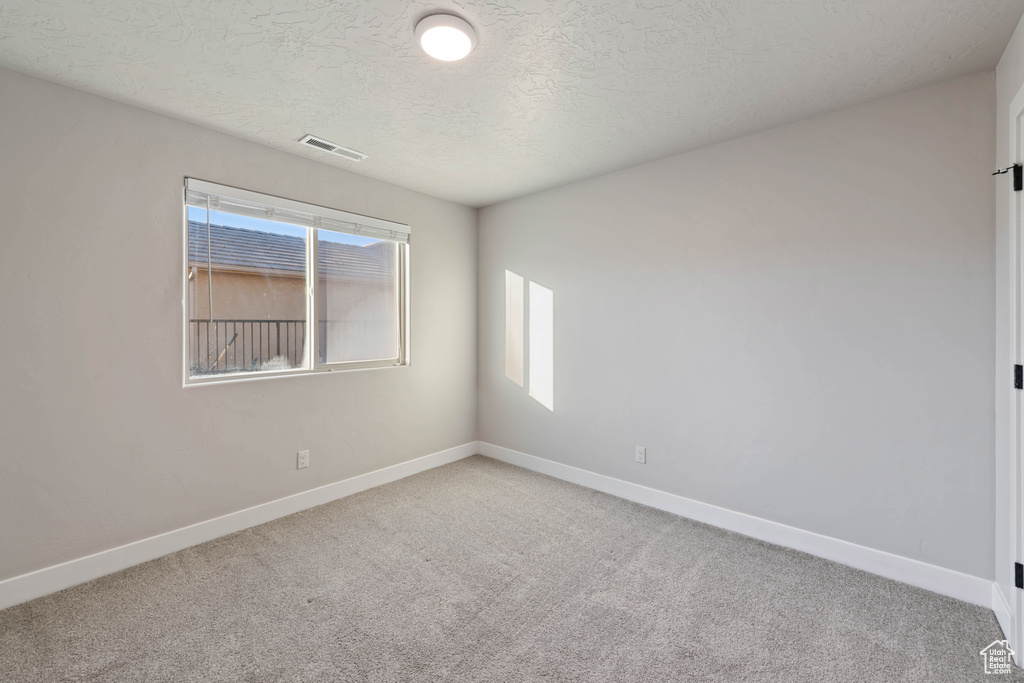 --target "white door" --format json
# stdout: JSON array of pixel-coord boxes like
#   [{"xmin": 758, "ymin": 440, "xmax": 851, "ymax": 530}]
[
  {"xmin": 1016, "ymin": 93, "xmax": 1024, "ymax": 660},
  {"xmin": 1000, "ymin": 82, "xmax": 1024, "ymax": 661}
]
